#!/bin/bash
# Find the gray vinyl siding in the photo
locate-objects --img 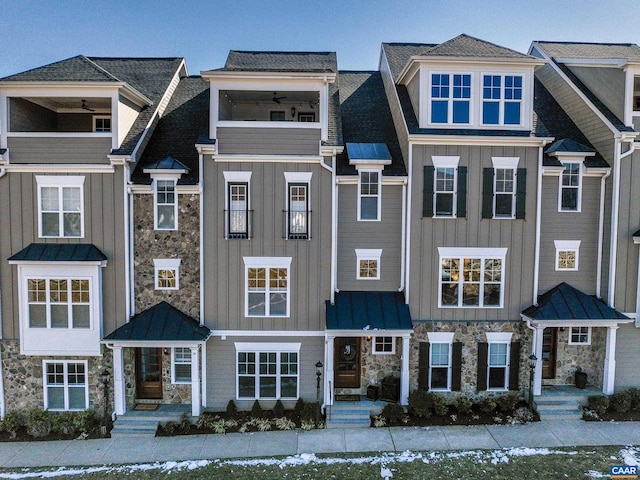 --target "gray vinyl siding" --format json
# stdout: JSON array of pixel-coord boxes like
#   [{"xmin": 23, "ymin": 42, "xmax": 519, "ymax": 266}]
[
  {"xmin": 614, "ymin": 322, "xmax": 640, "ymax": 390},
  {"xmin": 337, "ymin": 183, "xmax": 403, "ymax": 291},
  {"xmin": 204, "ymin": 335, "xmax": 324, "ymax": 410},
  {"xmin": 217, "ymin": 127, "xmax": 321, "ymax": 156},
  {"xmin": 538, "ymin": 175, "xmax": 601, "ymax": 294},
  {"xmin": 380, "ymin": 51, "xmax": 410, "ymax": 166},
  {"xmin": 9, "ymin": 98, "xmax": 56, "ymax": 131},
  {"xmin": 567, "ymin": 66, "xmax": 625, "ymax": 123},
  {"xmin": 7, "ymin": 137, "xmax": 112, "ymax": 164},
  {"xmin": 0, "ymin": 170, "xmax": 127, "ymax": 339},
  {"xmin": 406, "ymin": 71, "xmax": 420, "ymax": 123},
  {"xmin": 202, "ymin": 159, "xmax": 332, "ymax": 332},
  {"xmin": 409, "ymin": 144, "xmax": 539, "ymax": 321}
]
